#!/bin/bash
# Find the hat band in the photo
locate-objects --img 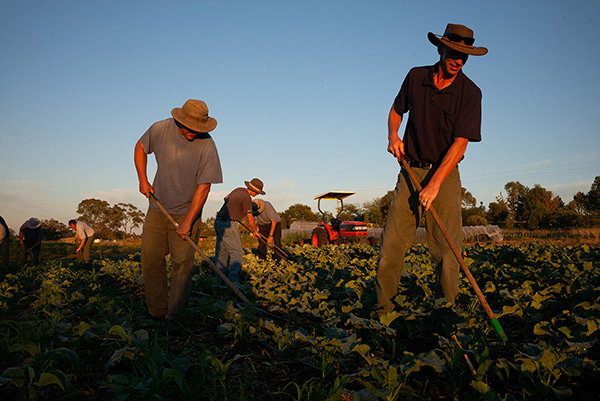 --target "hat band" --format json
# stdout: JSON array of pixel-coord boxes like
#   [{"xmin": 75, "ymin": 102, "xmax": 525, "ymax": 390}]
[
  {"xmin": 185, "ymin": 114, "xmax": 209, "ymax": 123},
  {"xmin": 443, "ymin": 32, "xmax": 475, "ymax": 46}
]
